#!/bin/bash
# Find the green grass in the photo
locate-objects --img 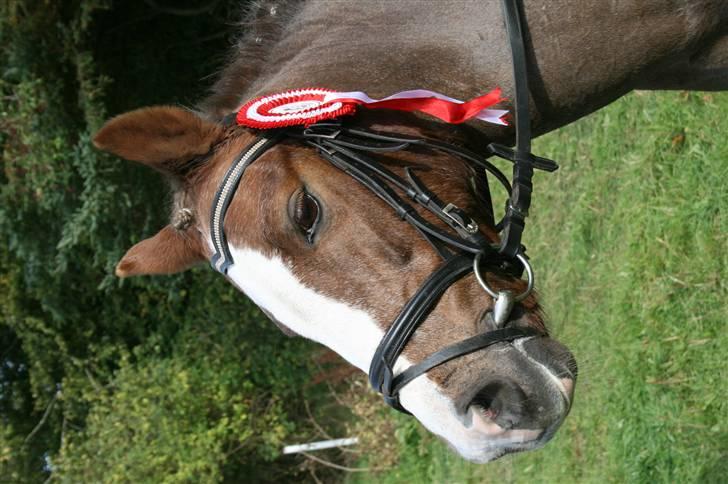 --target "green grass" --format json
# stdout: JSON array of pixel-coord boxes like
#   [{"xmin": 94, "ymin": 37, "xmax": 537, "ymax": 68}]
[{"xmin": 352, "ymin": 91, "xmax": 727, "ymax": 483}]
